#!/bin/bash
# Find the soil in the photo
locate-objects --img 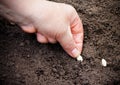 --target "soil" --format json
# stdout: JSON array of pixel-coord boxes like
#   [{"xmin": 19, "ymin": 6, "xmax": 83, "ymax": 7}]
[{"xmin": 0, "ymin": 0, "xmax": 120, "ymax": 85}]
